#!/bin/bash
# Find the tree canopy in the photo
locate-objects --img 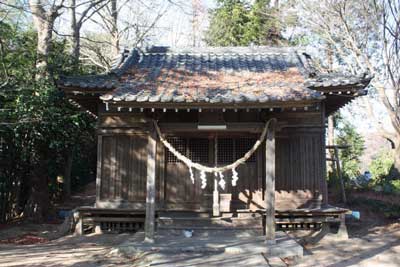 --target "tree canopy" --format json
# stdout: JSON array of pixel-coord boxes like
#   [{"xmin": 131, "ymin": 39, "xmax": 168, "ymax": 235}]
[
  {"xmin": 0, "ymin": 20, "xmax": 96, "ymax": 221},
  {"xmin": 205, "ymin": 0, "xmax": 283, "ymax": 46}
]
